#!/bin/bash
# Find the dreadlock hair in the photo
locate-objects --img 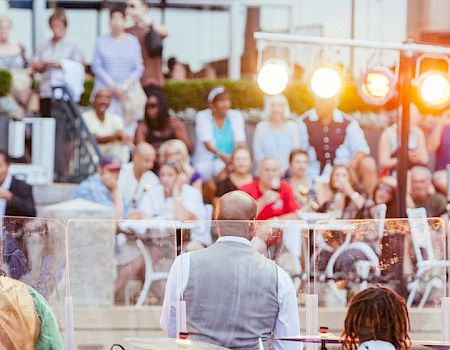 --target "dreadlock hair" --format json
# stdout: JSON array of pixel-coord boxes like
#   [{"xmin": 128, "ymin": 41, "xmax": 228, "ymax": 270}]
[{"xmin": 342, "ymin": 286, "xmax": 410, "ymax": 350}]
